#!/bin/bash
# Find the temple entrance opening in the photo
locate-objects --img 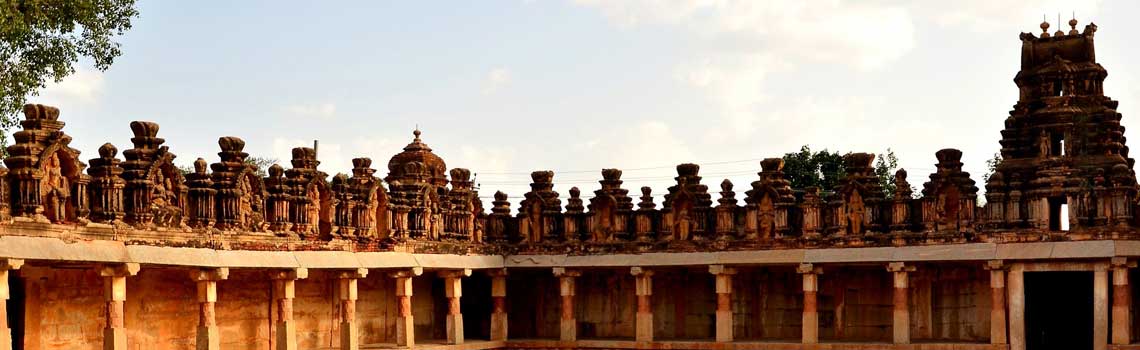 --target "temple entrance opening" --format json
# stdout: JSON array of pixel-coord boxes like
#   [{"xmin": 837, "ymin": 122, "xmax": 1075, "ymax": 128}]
[
  {"xmin": 6, "ymin": 272, "xmax": 25, "ymax": 350},
  {"xmin": 1025, "ymin": 271, "xmax": 1092, "ymax": 350}
]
